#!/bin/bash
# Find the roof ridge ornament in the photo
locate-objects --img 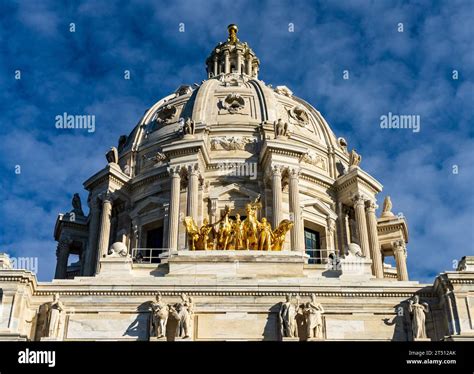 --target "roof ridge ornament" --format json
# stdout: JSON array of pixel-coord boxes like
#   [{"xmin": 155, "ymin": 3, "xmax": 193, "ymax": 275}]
[{"xmin": 227, "ymin": 24, "xmax": 239, "ymax": 44}]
